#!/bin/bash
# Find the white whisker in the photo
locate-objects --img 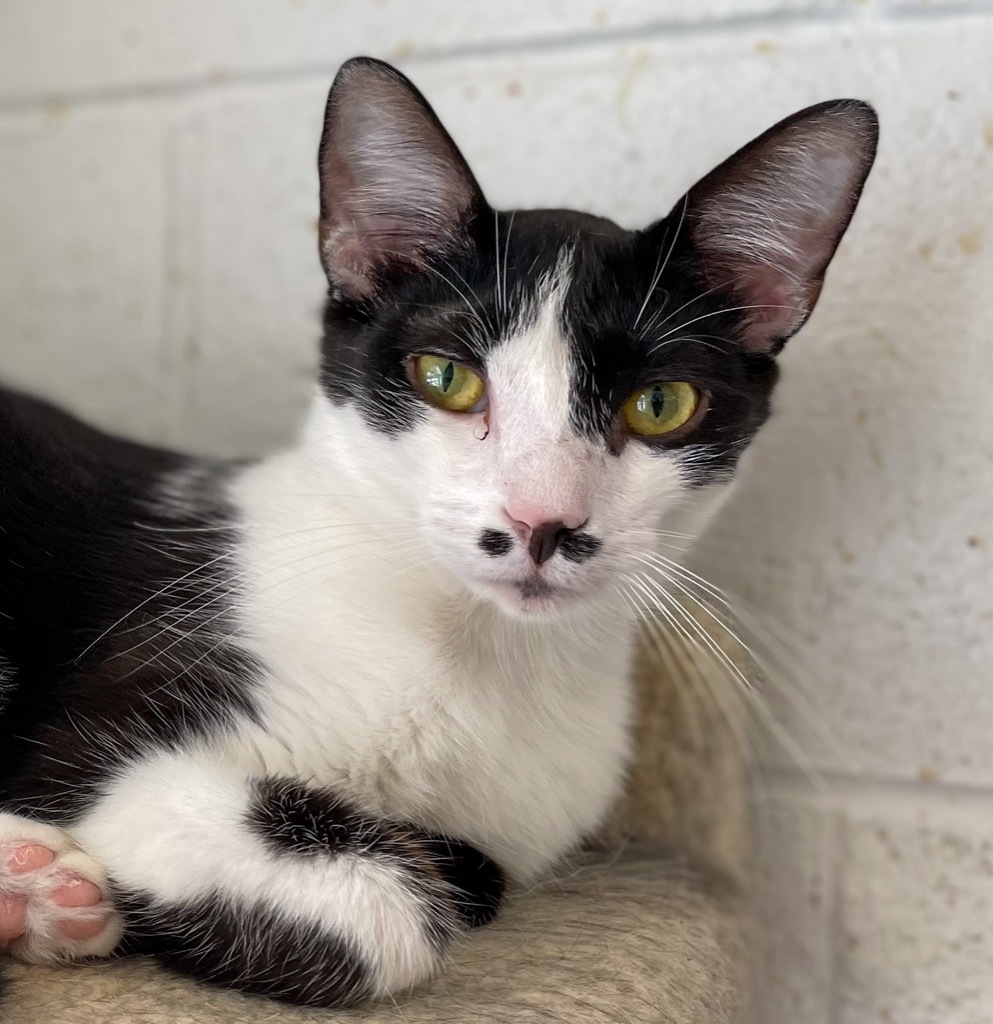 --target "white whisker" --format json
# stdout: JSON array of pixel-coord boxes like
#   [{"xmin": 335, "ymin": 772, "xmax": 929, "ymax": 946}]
[{"xmin": 632, "ymin": 194, "xmax": 686, "ymax": 332}]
